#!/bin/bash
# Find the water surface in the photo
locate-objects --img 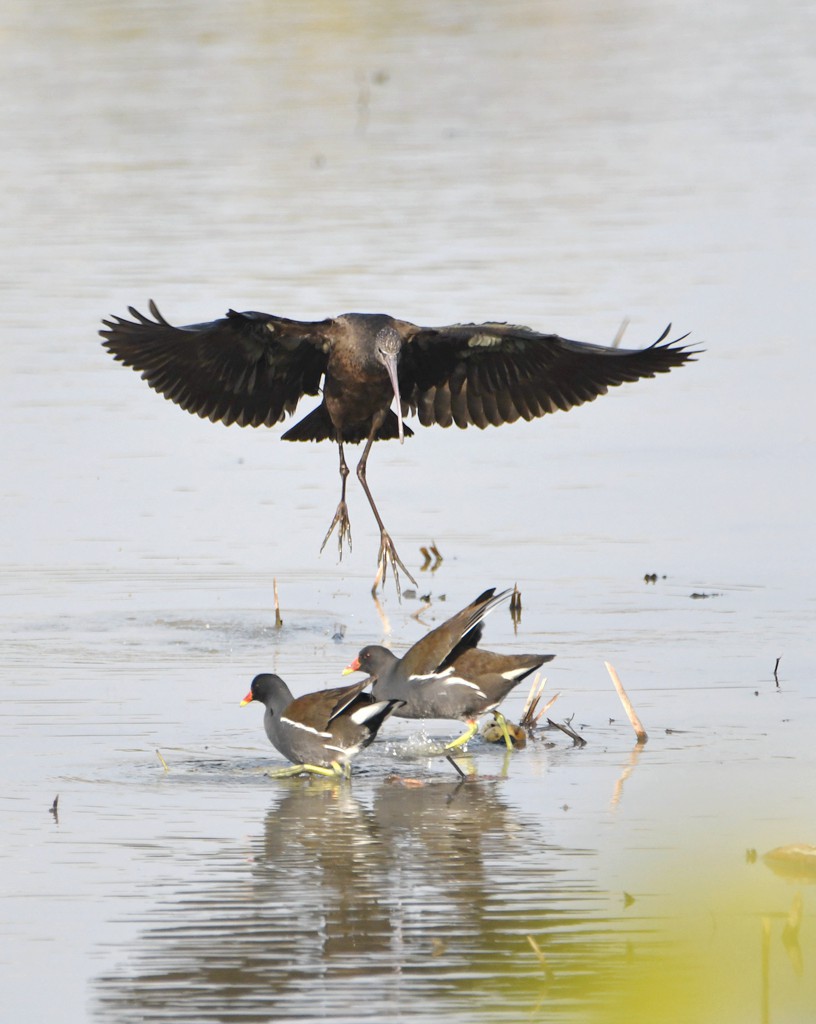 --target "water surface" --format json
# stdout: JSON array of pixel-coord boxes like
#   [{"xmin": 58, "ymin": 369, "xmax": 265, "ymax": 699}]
[{"xmin": 2, "ymin": 1, "xmax": 815, "ymax": 1022}]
